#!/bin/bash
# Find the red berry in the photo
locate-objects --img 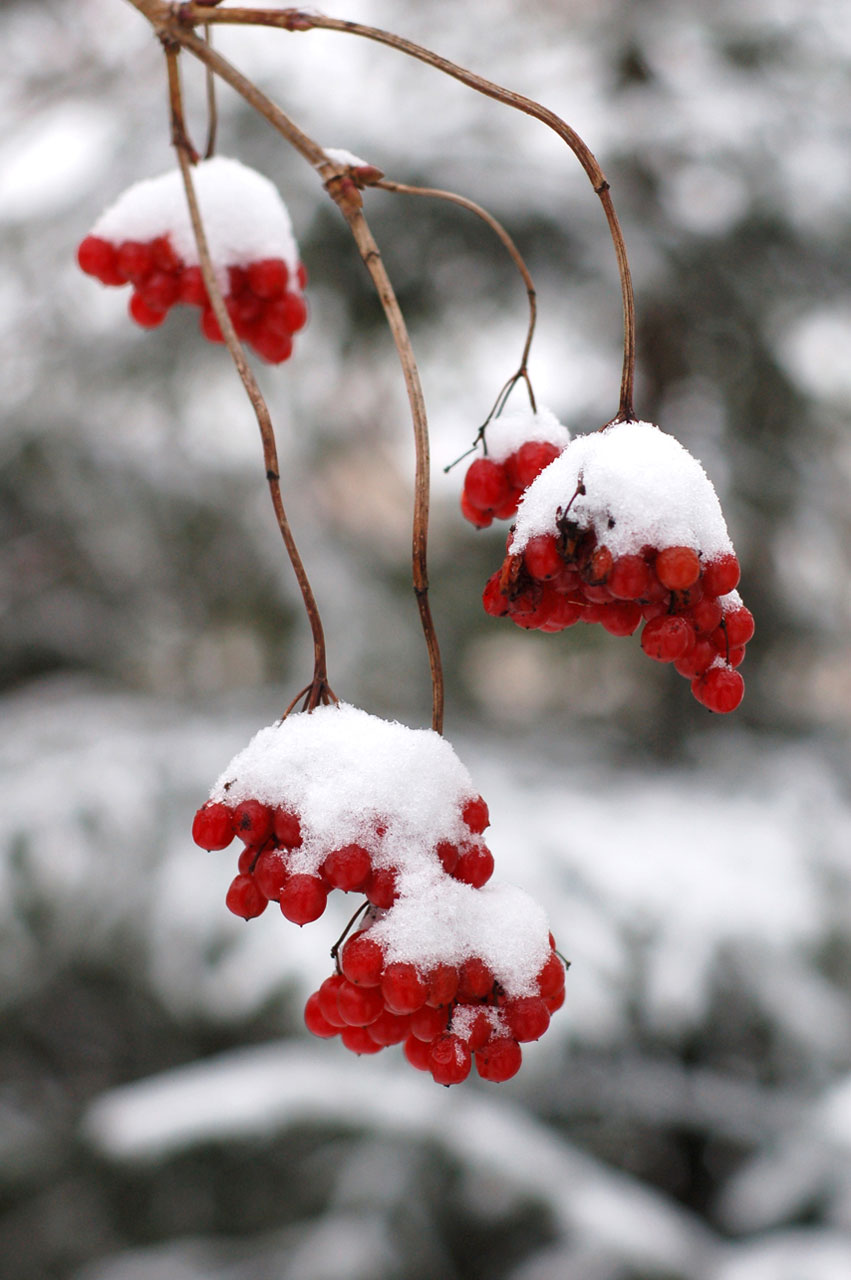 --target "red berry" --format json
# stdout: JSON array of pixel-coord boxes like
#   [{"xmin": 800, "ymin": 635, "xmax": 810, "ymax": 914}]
[
  {"xmin": 523, "ymin": 534, "xmax": 563, "ymax": 581},
  {"xmin": 340, "ymin": 932, "xmax": 385, "ymax": 987},
  {"xmin": 178, "ymin": 266, "xmax": 208, "ymax": 307},
  {"xmin": 691, "ymin": 665, "xmax": 745, "ymax": 713},
  {"xmin": 425, "ymin": 964, "xmax": 459, "ymax": 1008},
  {"xmin": 322, "ymin": 843, "xmax": 372, "ymax": 892},
  {"xmin": 304, "ymin": 991, "xmax": 339, "ymax": 1038},
  {"xmin": 200, "ymin": 306, "xmax": 224, "ymax": 343},
  {"xmin": 641, "ymin": 615, "xmax": 695, "ymax": 662},
  {"xmin": 460, "ymin": 1009, "xmax": 495, "ymax": 1051},
  {"xmin": 77, "ymin": 235, "xmax": 124, "ymax": 285},
  {"xmin": 673, "ymin": 637, "xmax": 715, "ymax": 678},
  {"xmin": 701, "ymin": 553, "xmax": 740, "ymax": 597},
  {"xmin": 317, "ymin": 975, "xmax": 348, "ymax": 1027},
  {"xmin": 247, "ymin": 258, "xmax": 289, "ymax": 298},
  {"xmin": 128, "ymin": 292, "xmax": 168, "ymax": 328},
  {"xmin": 403, "ymin": 1033, "xmax": 433, "ymax": 1071},
  {"xmin": 482, "ymin": 572, "xmax": 509, "ymax": 617},
  {"xmin": 365, "ymin": 866, "xmax": 398, "ymax": 908},
  {"xmin": 340, "ymin": 1025, "xmax": 384, "ymax": 1055},
  {"xmin": 252, "ymin": 848, "xmax": 290, "ymax": 900},
  {"xmin": 428, "ymin": 1034, "xmax": 472, "ymax": 1085},
  {"xmin": 151, "ymin": 235, "xmax": 181, "ymax": 273},
  {"xmin": 492, "ymin": 486, "xmax": 524, "ymax": 520},
  {"xmin": 250, "ymin": 325, "xmax": 294, "ymax": 364},
  {"xmin": 536, "ymin": 953, "xmax": 566, "ymax": 1000},
  {"xmin": 584, "ymin": 546, "xmax": 614, "ymax": 586},
  {"xmin": 367, "ymin": 1009, "xmax": 411, "ymax": 1046},
  {"xmin": 689, "ymin": 596, "xmax": 723, "ymax": 635},
  {"xmin": 464, "ymin": 458, "xmax": 510, "ymax": 513},
  {"xmin": 139, "ymin": 270, "xmax": 179, "ymax": 312},
  {"xmin": 458, "ymin": 957, "xmax": 495, "ymax": 1001},
  {"xmin": 461, "ymin": 490, "xmax": 493, "ymax": 528},
  {"xmin": 597, "ymin": 601, "xmax": 642, "ymax": 636},
  {"xmin": 266, "ymin": 292, "xmax": 308, "ymax": 335},
  {"xmin": 232, "ymin": 799, "xmax": 273, "ymax": 846},
  {"xmin": 655, "ymin": 546, "xmax": 701, "ymax": 590},
  {"xmin": 609, "ymin": 554, "xmax": 651, "ymax": 601},
  {"xmin": 225, "ymin": 873, "xmax": 267, "ymax": 920},
  {"xmin": 381, "ymin": 963, "xmax": 428, "ymax": 1015},
  {"xmin": 336, "ymin": 978, "xmax": 384, "ymax": 1027},
  {"xmin": 116, "ymin": 240, "xmax": 154, "ymax": 285},
  {"xmin": 453, "ymin": 844, "xmax": 494, "ymax": 888},
  {"xmin": 409, "ymin": 1003, "xmax": 451, "ymax": 1042},
  {"xmin": 435, "ymin": 841, "xmax": 460, "ymax": 874},
  {"xmin": 462, "ymin": 795, "xmax": 490, "ymax": 834},
  {"xmin": 279, "ymin": 874, "xmax": 327, "ymax": 925},
  {"xmin": 505, "ymin": 440, "xmax": 561, "ymax": 489},
  {"xmin": 714, "ymin": 606, "xmax": 755, "ymax": 650},
  {"xmin": 538, "ymin": 595, "xmax": 582, "ymax": 632},
  {"xmin": 476, "ymin": 1037, "xmax": 523, "ymax": 1082},
  {"xmin": 504, "ymin": 996, "xmax": 551, "ymax": 1042},
  {"xmin": 272, "ymin": 808, "xmax": 302, "ymax": 847},
  {"xmin": 191, "ymin": 802, "xmax": 233, "ymax": 850}
]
